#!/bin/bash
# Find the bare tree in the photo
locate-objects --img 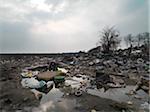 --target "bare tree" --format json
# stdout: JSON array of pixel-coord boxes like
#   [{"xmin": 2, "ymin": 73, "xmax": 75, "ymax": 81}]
[
  {"xmin": 141, "ymin": 32, "xmax": 149, "ymax": 55},
  {"xmin": 136, "ymin": 34, "xmax": 143, "ymax": 47},
  {"xmin": 99, "ymin": 26, "xmax": 120, "ymax": 53},
  {"xmin": 124, "ymin": 32, "xmax": 149, "ymax": 56},
  {"xmin": 124, "ymin": 34, "xmax": 134, "ymax": 48},
  {"xmin": 125, "ymin": 32, "xmax": 149, "ymax": 48},
  {"xmin": 135, "ymin": 32, "xmax": 149, "ymax": 47},
  {"xmin": 124, "ymin": 34, "xmax": 135, "ymax": 56},
  {"xmin": 142, "ymin": 32, "xmax": 149, "ymax": 46}
]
